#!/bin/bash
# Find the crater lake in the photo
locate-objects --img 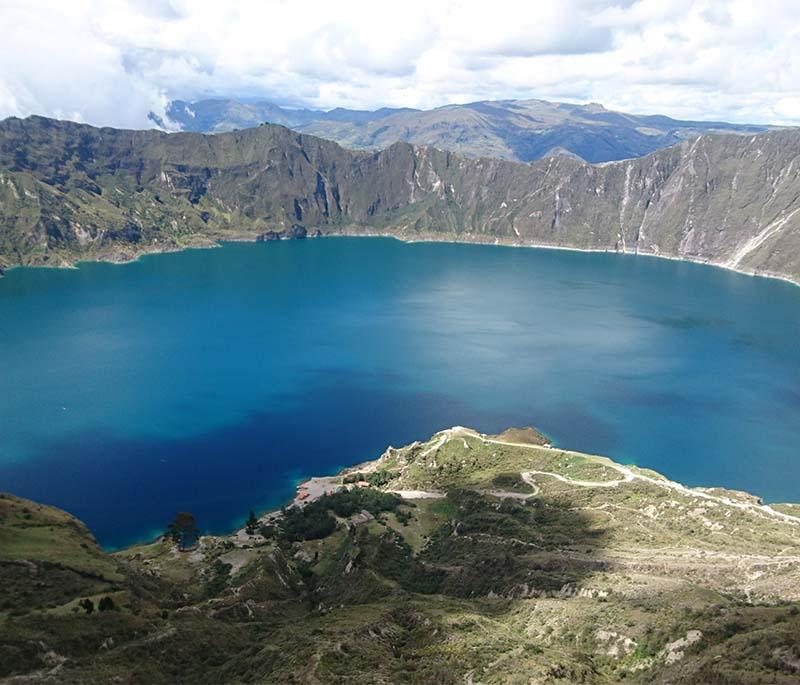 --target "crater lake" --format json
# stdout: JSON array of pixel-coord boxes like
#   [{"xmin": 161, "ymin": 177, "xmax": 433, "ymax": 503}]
[{"xmin": 2, "ymin": 238, "xmax": 799, "ymax": 547}]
